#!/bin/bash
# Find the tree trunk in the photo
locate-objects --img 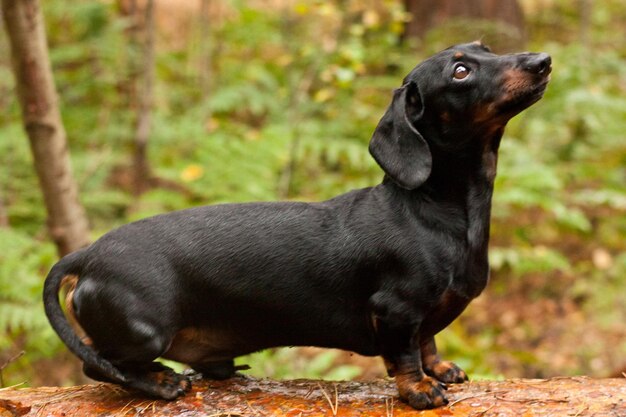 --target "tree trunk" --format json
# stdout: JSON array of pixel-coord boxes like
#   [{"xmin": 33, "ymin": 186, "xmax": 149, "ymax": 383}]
[
  {"xmin": 132, "ymin": 0, "xmax": 156, "ymax": 196},
  {"xmin": 117, "ymin": 0, "xmax": 139, "ymax": 107},
  {"xmin": 0, "ymin": 376, "xmax": 624, "ymax": 416},
  {"xmin": 1, "ymin": 0, "xmax": 90, "ymax": 256}
]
